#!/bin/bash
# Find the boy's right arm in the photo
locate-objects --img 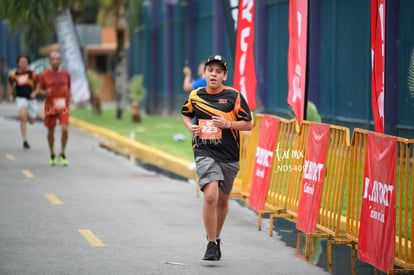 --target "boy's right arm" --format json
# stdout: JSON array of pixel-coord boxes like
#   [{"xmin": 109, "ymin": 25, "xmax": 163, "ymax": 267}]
[
  {"xmin": 182, "ymin": 115, "xmax": 199, "ymax": 136},
  {"xmin": 8, "ymin": 72, "xmax": 14, "ymax": 102},
  {"xmin": 8, "ymin": 83, "xmax": 13, "ymax": 103}
]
